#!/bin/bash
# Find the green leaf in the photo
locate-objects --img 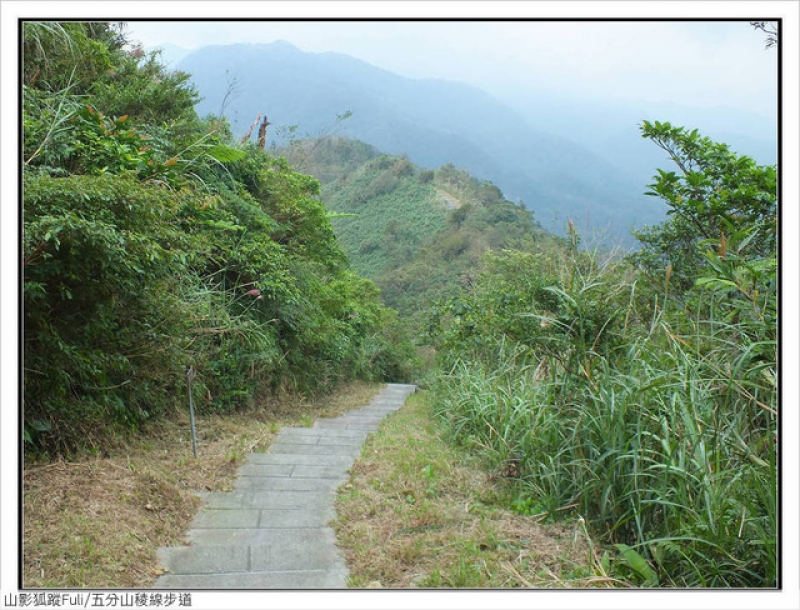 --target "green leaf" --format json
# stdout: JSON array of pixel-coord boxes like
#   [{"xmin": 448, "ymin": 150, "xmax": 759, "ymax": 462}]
[
  {"xmin": 600, "ymin": 551, "xmax": 611, "ymax": 574},
  {"xmin": 207, "ymin": 144, "xmax": 246, "ymax": 164},
  {"xmin": 694, "ymin": 277, "xmax": 738, "ymax": 290},
  {"xmin": 199, "ymin": 219, "xmax": 245, "ymax": 232},
  {"xmin": 30, "ymin": 420, "xmax": 52, "ymax": 432},
  {"xmin": 614, "ymin": 544, "xmax": 659, "ymax": 586}
]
